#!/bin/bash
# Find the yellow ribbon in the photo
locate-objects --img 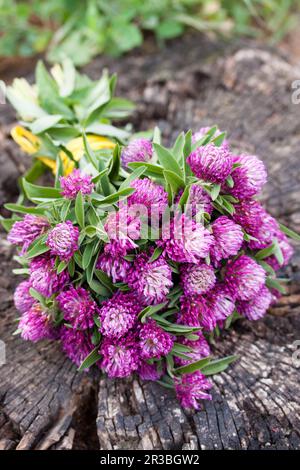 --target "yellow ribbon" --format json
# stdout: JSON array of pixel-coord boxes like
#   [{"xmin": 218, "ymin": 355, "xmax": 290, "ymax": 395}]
[{"xmin": 11, "ymin": 126, "xmax": 116, "ymax": 176}]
